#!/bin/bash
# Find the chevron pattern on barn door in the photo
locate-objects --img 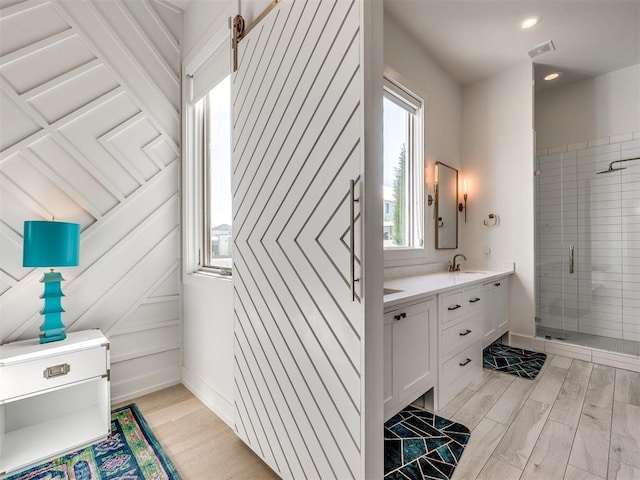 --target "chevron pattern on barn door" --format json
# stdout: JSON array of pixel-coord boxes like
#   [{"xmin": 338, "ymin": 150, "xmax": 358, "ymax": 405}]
[
  {"xmin": 0, "ymin": 0, "xmax": 181, "ymax": 400},
  {"xmin": 232, "ymin": 0, "xmax": 364, "ymax": 478}
]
